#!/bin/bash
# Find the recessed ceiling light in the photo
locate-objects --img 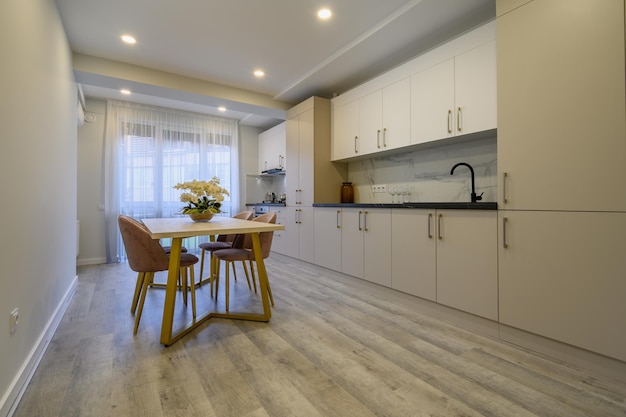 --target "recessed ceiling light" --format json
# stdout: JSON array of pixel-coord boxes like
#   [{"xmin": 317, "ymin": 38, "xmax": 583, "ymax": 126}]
[
  {"xmin": 121, "ymin": 35, "xmax": 136, "ymax": 44},
  {"xmin": 253, "ymin": 69, "xmax": 265, "ymax": 78},
  {"xmin": 317, "ymin": 8, "xmax": 332, "ymax": 20},
  {"xmin": 120, "ymin": 89, "xmax": 131, "ymax": 95},
  {"xmin": 218, "ymin": 106, "xmax": 227, "ymax": 112}
]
